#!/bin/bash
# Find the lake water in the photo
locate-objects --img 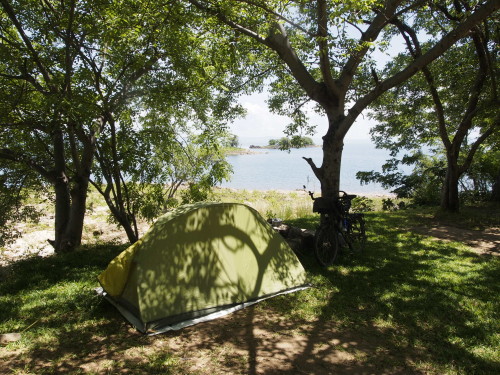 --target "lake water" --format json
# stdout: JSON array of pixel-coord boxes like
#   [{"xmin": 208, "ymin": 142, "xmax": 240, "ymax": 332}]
[{"xmin": 221, "ymin": 140, "xmax": 394, "ymax": 194}]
